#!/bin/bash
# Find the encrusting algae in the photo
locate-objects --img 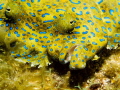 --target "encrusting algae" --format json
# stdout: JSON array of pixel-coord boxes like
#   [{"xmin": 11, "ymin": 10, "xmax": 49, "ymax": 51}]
[{"xmin": 0, "ymin": 0, "xmax": 120, "ymax": 90}]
